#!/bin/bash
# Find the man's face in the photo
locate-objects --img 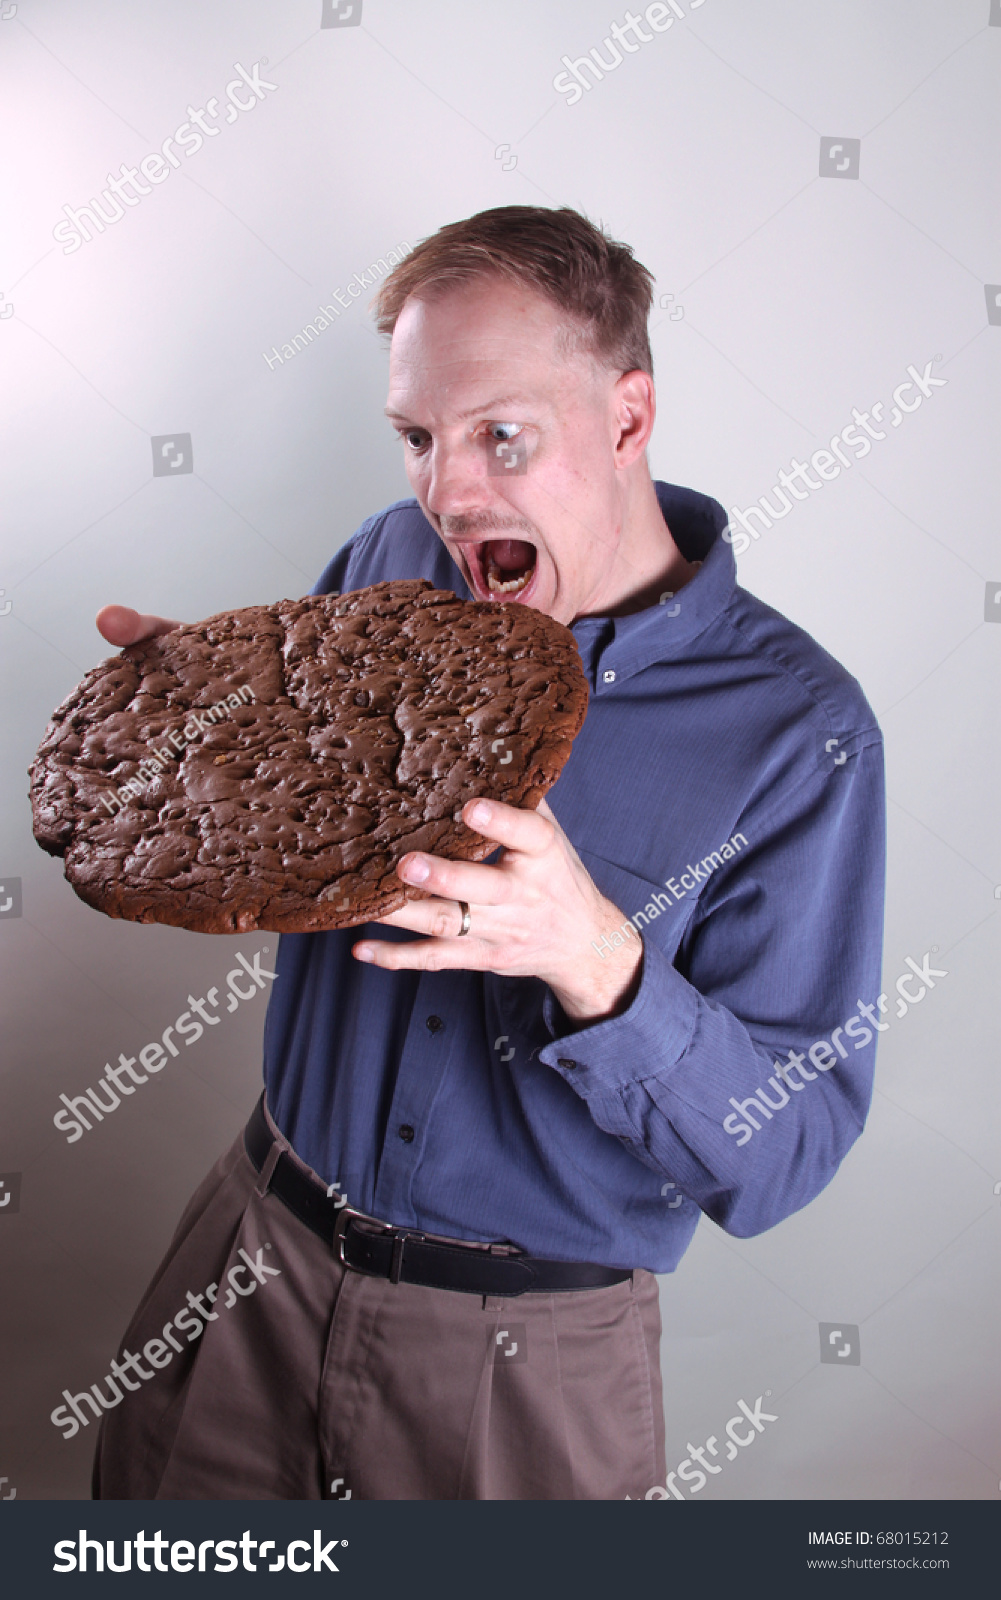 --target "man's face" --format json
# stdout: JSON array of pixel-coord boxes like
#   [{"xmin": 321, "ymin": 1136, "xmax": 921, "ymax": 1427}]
[{"xmin": 384, "ymin": 277, "xmax": 634, "ymax": 625}]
